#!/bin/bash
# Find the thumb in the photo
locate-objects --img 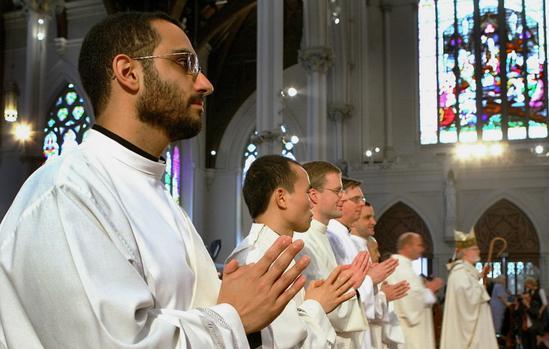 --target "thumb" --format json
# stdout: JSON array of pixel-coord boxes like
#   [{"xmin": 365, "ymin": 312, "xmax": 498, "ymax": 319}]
[{"xmin": 223, "ymin": 259, "xmax": 240, "ymax": 275}]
